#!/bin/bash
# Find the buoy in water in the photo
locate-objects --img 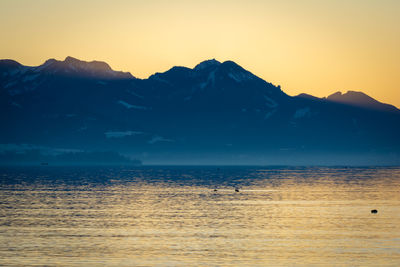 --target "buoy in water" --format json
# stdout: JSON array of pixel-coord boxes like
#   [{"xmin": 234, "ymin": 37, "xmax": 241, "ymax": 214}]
[{"xmin": 371, "ymin": 209, "xmax": 378, "ymax": 214}]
